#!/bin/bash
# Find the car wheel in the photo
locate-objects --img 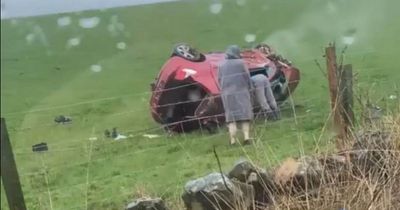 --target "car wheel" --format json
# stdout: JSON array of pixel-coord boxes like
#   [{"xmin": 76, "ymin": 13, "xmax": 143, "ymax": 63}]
[
  {"xmin": 254, "ymin": 43, "xmax": 272, "ymax": 54},
  {"xmin": 173, "ymin": 43, "xmax": 202, "ymax": 61}
]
